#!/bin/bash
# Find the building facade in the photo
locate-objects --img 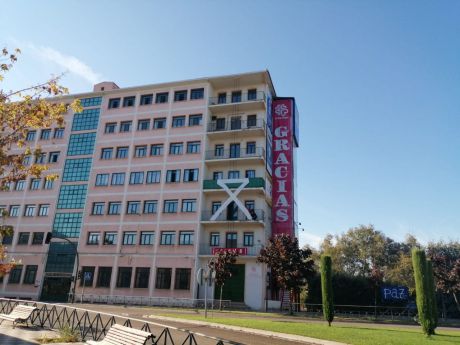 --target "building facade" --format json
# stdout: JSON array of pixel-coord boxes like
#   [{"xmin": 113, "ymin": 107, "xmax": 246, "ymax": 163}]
[{"xmin": 0, "ymin": 71, "xmax": 298, "ymax": 310}]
